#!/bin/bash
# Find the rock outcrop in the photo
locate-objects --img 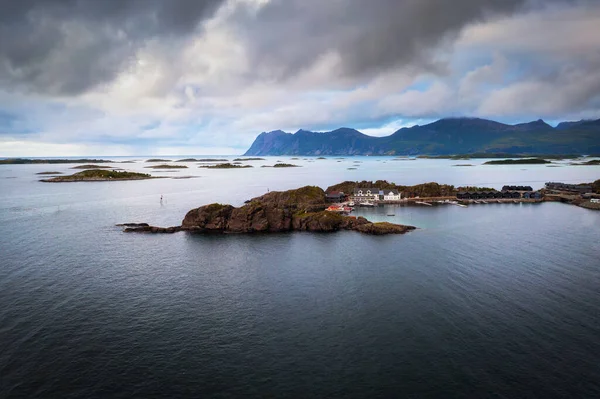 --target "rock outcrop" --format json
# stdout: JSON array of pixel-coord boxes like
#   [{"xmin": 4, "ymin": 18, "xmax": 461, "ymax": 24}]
[{"xmin": 121, "ymin": 186, "xmax": 415, "ymax": 235}]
